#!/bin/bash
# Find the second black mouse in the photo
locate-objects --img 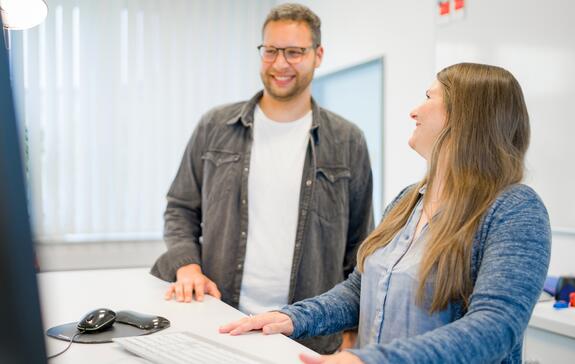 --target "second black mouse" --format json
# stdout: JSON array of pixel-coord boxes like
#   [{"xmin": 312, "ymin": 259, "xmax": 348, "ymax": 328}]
[
  {"xmin": 77, "ymin": 308, "xmax": 116, "ymax": 333},
  {"xmin": 115, "ymin": 310, "xmax": 170, "ymax": 330}
]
